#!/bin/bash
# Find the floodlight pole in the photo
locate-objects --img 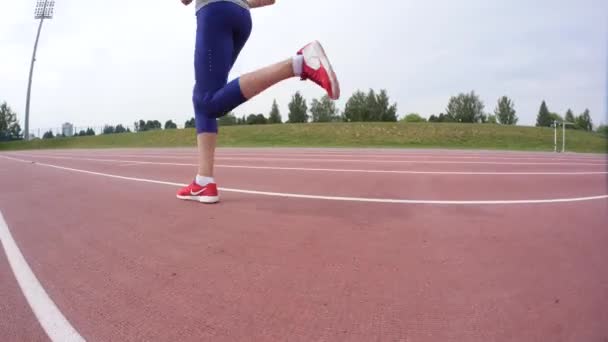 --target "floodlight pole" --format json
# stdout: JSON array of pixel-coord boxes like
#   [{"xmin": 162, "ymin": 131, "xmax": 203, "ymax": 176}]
[{"xmin": 25, "ymin": 0, "xmax": 53, "ymax": 141}]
